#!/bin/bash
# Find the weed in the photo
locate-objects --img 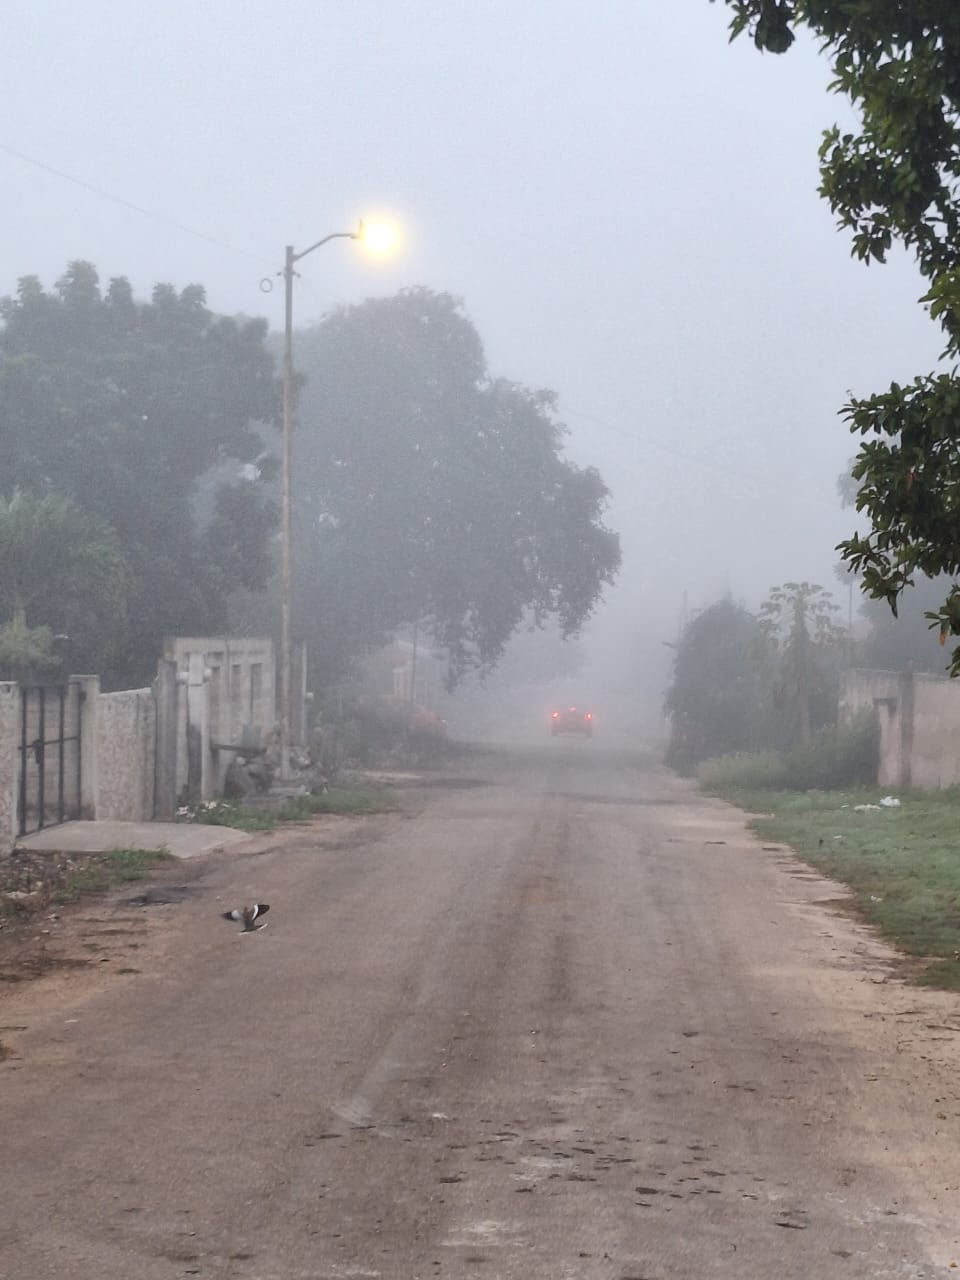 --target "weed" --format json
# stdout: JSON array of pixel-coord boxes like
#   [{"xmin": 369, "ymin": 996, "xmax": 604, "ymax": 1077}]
[
  {"xmin": 57, "ymin": 848, "xmax": 173, "ymax": 901},
  {"xmin": 276, "ymin": 787, "xmax": 394, "ymax": 820},
  {"xmin": 190, "ymin": 787, "xmax": 395, "ymax": 831}
]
